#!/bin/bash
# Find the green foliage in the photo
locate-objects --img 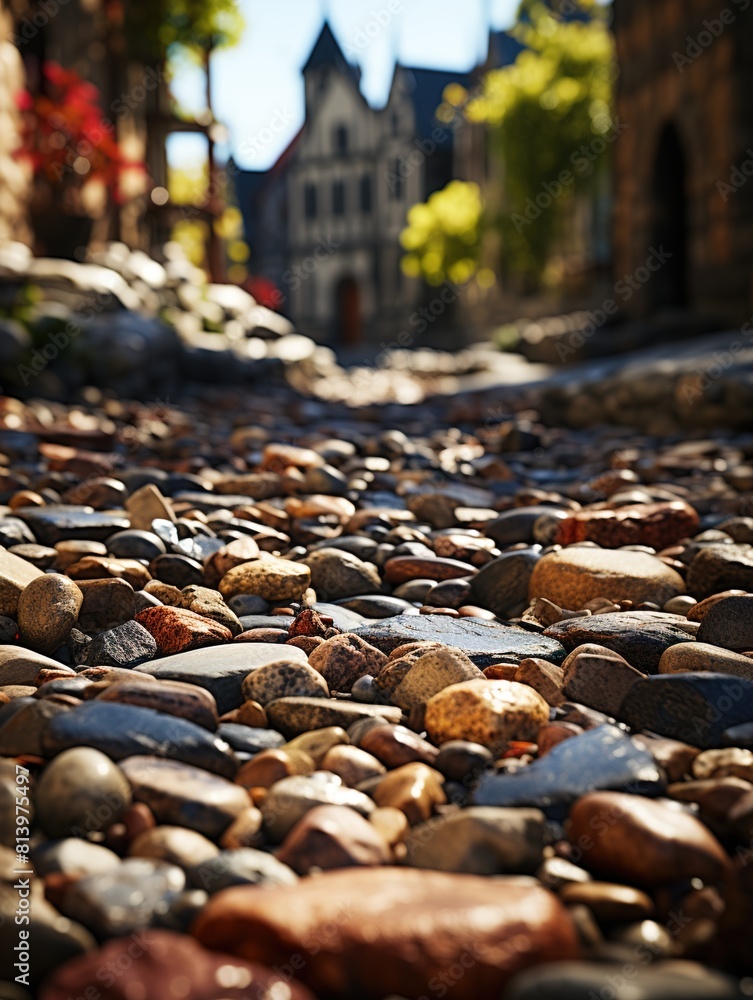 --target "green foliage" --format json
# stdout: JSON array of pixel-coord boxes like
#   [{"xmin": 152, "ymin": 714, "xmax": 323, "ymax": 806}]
[
  {"xmin": 126, "ymin": 0, "xmax": 243, "ymax": 62},
  {"xmin": 471, "ymin": 0, "xmax": 614, "ymax": 281},
  {"xmin": 400, "ymin": 0, "xmax": 615, "ymax": 288},
  {"xmin": 400, "ymin": 180, "xmax": 484, "ymax": 286}
]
